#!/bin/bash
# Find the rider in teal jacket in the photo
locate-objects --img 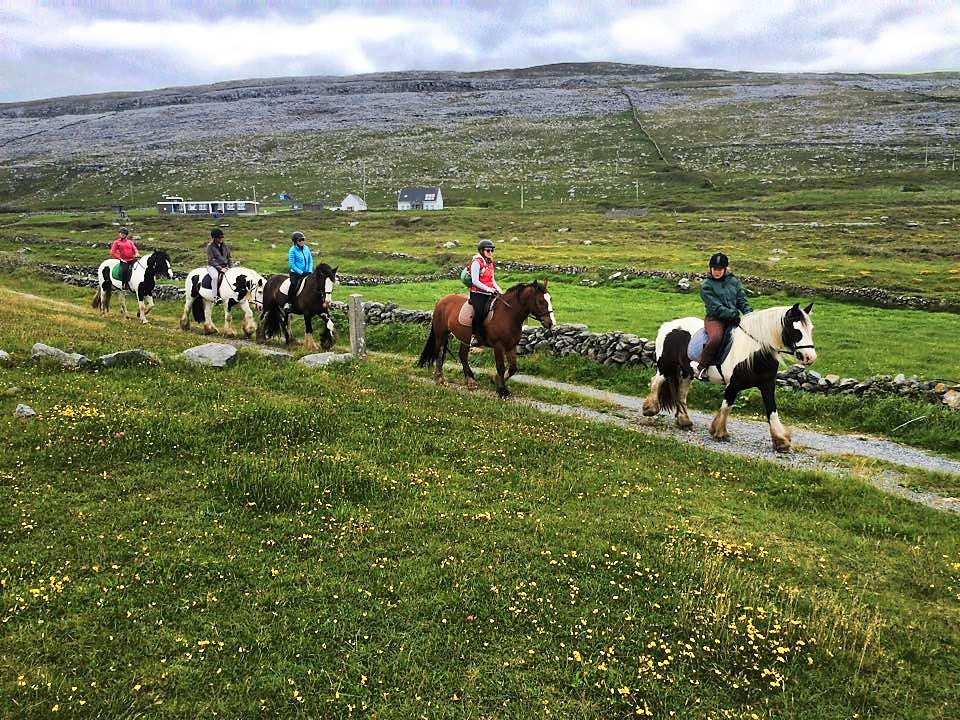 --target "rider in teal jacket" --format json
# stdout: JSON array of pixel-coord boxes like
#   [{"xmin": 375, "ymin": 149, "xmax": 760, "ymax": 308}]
[
  {"xmin": 286, "ymin": 231, "xmax": 314, "ymax": 311},
  {"xmin": 697, "ymin": 252, "xmax": 752, "ymax": 379}
]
